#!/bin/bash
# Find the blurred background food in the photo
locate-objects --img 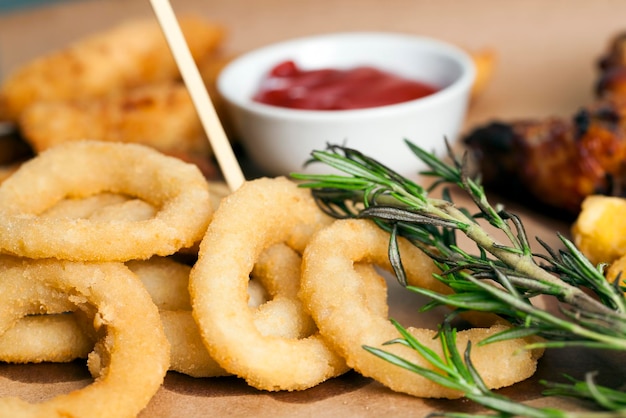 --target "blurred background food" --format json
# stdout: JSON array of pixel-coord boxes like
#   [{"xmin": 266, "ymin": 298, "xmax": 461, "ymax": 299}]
[
  {"xmin": 0, "ymin": 5, "xmax": 496, "ymax": 185},
  {"xmin": 0, "ymin": 16, "xmax": 224, "ymax": 120},
  {"xmin": 2, "ymin": 0, "xmax": 626, "ymax": 205},
  {"xmin": 464, "ymin": 29, "xmax": 626, "ymax": 218},
  {"xmin": 0, "ymin": 14, "xmax": 234, "ymax": 181}
]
